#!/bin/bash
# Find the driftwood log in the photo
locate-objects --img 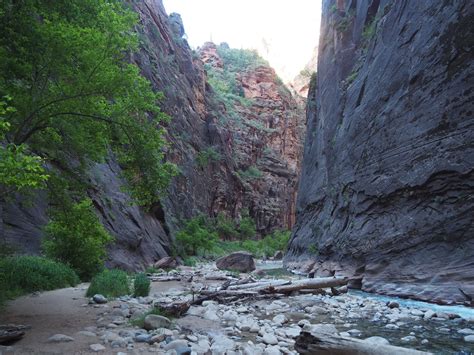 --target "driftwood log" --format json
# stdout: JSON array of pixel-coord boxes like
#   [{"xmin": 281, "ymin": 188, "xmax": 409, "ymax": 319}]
[
  {"xmin": 0, "ymin": 325, "xmax": 30, "ymax": 344},
  {"xmin": 266, "ymin": 277, "xmax": 348, "ymax": 294},
  {"xmin": 295, "ymin": 331, "xmax": 432, "ymax": 355}
]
